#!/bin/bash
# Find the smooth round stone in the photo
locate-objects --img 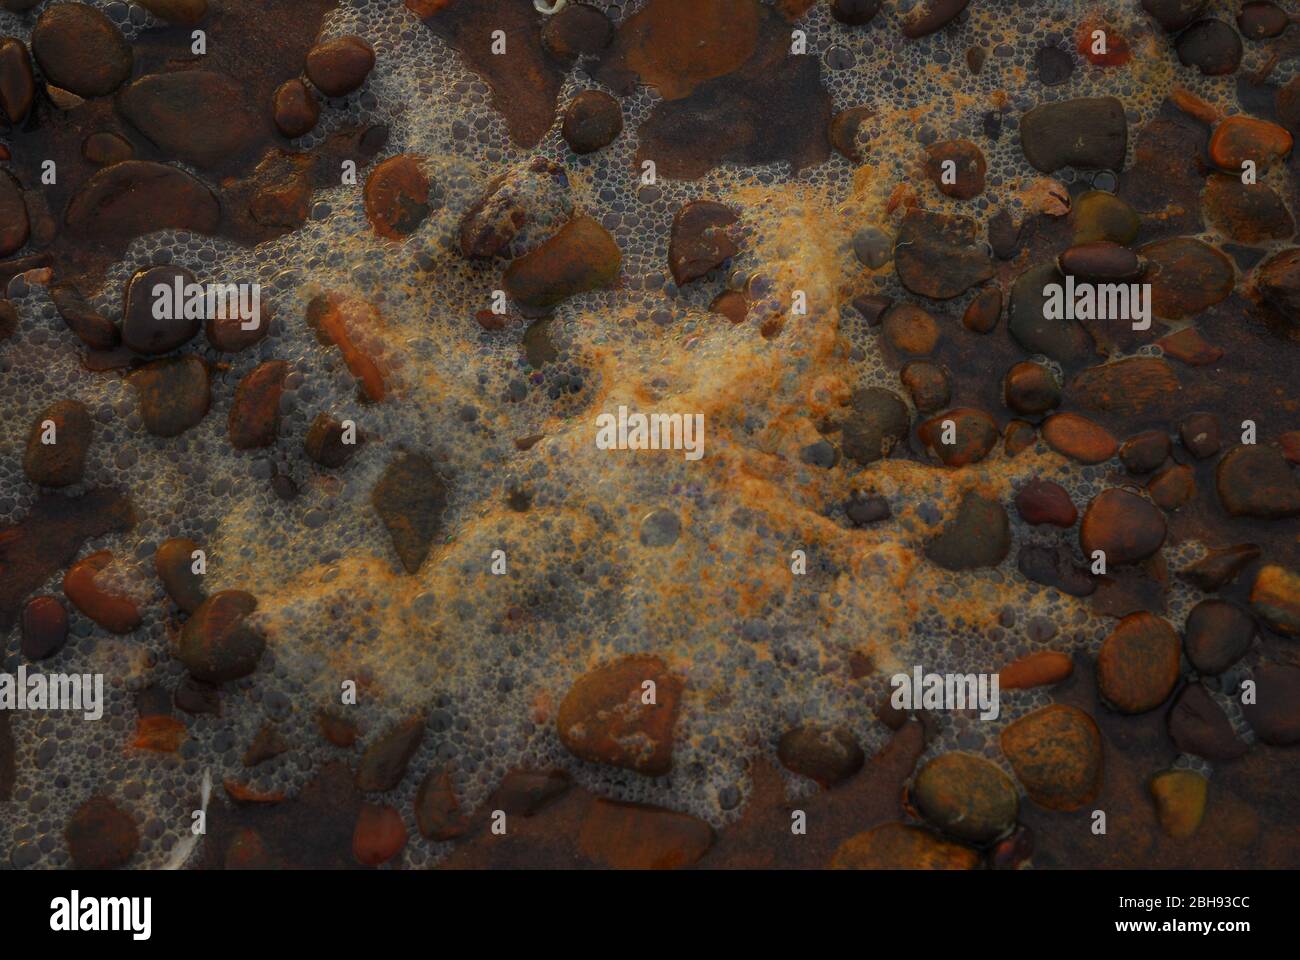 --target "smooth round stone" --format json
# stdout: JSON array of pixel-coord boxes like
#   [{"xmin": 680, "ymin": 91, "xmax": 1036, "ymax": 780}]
[
  {"xmin": 852, "ymin": 226, "xmax": 892, "ymax": 268},
  {"xmin": 30, "ymin": 3, "xmax": 133, "ymax": 98},
  {"xmin": 122, "ymin": 264, "xmax": 200, "ymax": 354},
  {"xmin": 21, "ymin": 596, "xmax": 69, "ymax": 660},
  {"xmin": 639, "ymin": 508, "xmax": 681, "ymax": 548}
]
